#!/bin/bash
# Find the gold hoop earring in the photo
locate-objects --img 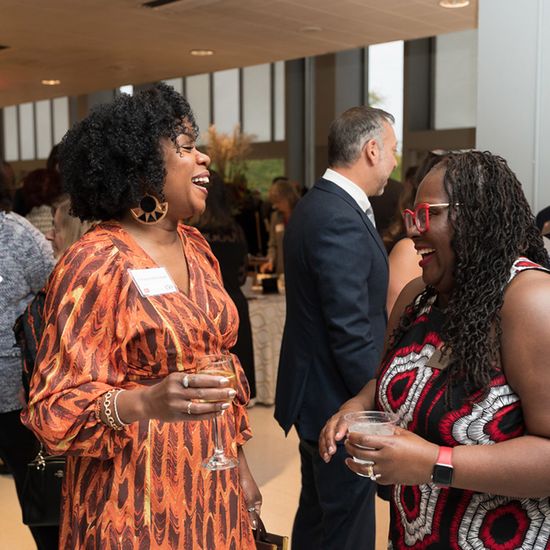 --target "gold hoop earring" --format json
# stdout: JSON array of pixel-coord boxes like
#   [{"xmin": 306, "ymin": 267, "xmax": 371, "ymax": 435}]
[{"xmin": 130, "ymin": 194, "xmax": 168, "ymax": 225}]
